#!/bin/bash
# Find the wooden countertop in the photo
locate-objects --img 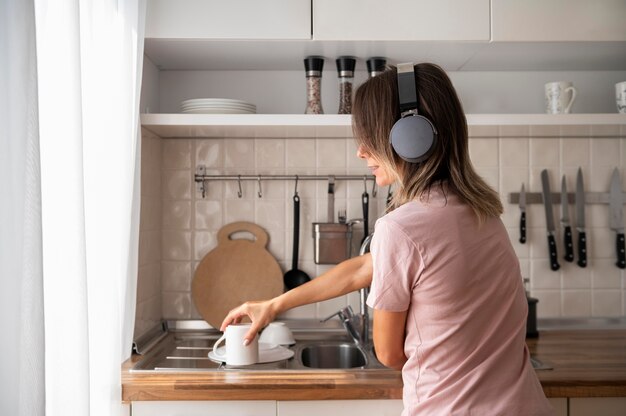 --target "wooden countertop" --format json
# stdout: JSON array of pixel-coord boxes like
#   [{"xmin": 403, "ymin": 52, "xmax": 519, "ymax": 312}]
[{"xmin": 122, "ymin": 330, "xmax": 626, "ymax": 402}]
